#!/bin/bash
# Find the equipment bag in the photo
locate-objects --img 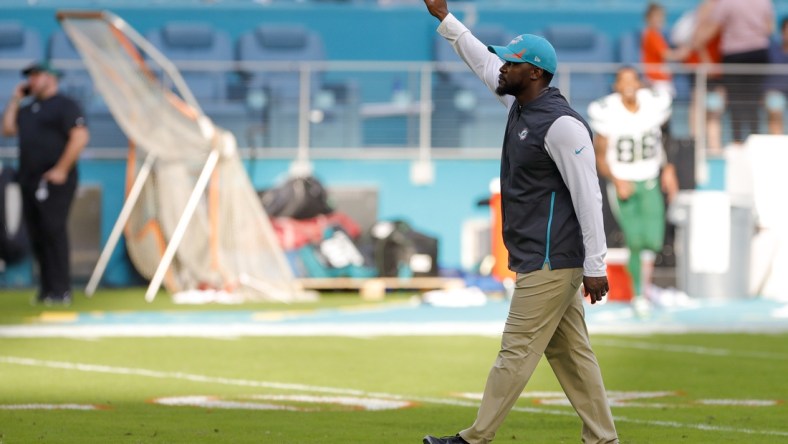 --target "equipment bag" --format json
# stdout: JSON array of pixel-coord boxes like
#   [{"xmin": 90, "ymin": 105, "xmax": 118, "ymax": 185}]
[
  {"xmin": 260, "ymin": 175, "xmax": 333, "ymax": 220},
  {"xmin": 298, "ymin": 225, "xmax": 377, "ymax": 278},
  {"xmin": 368, "ymin": 220, "xmax": 438, "ymax": 278}
]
